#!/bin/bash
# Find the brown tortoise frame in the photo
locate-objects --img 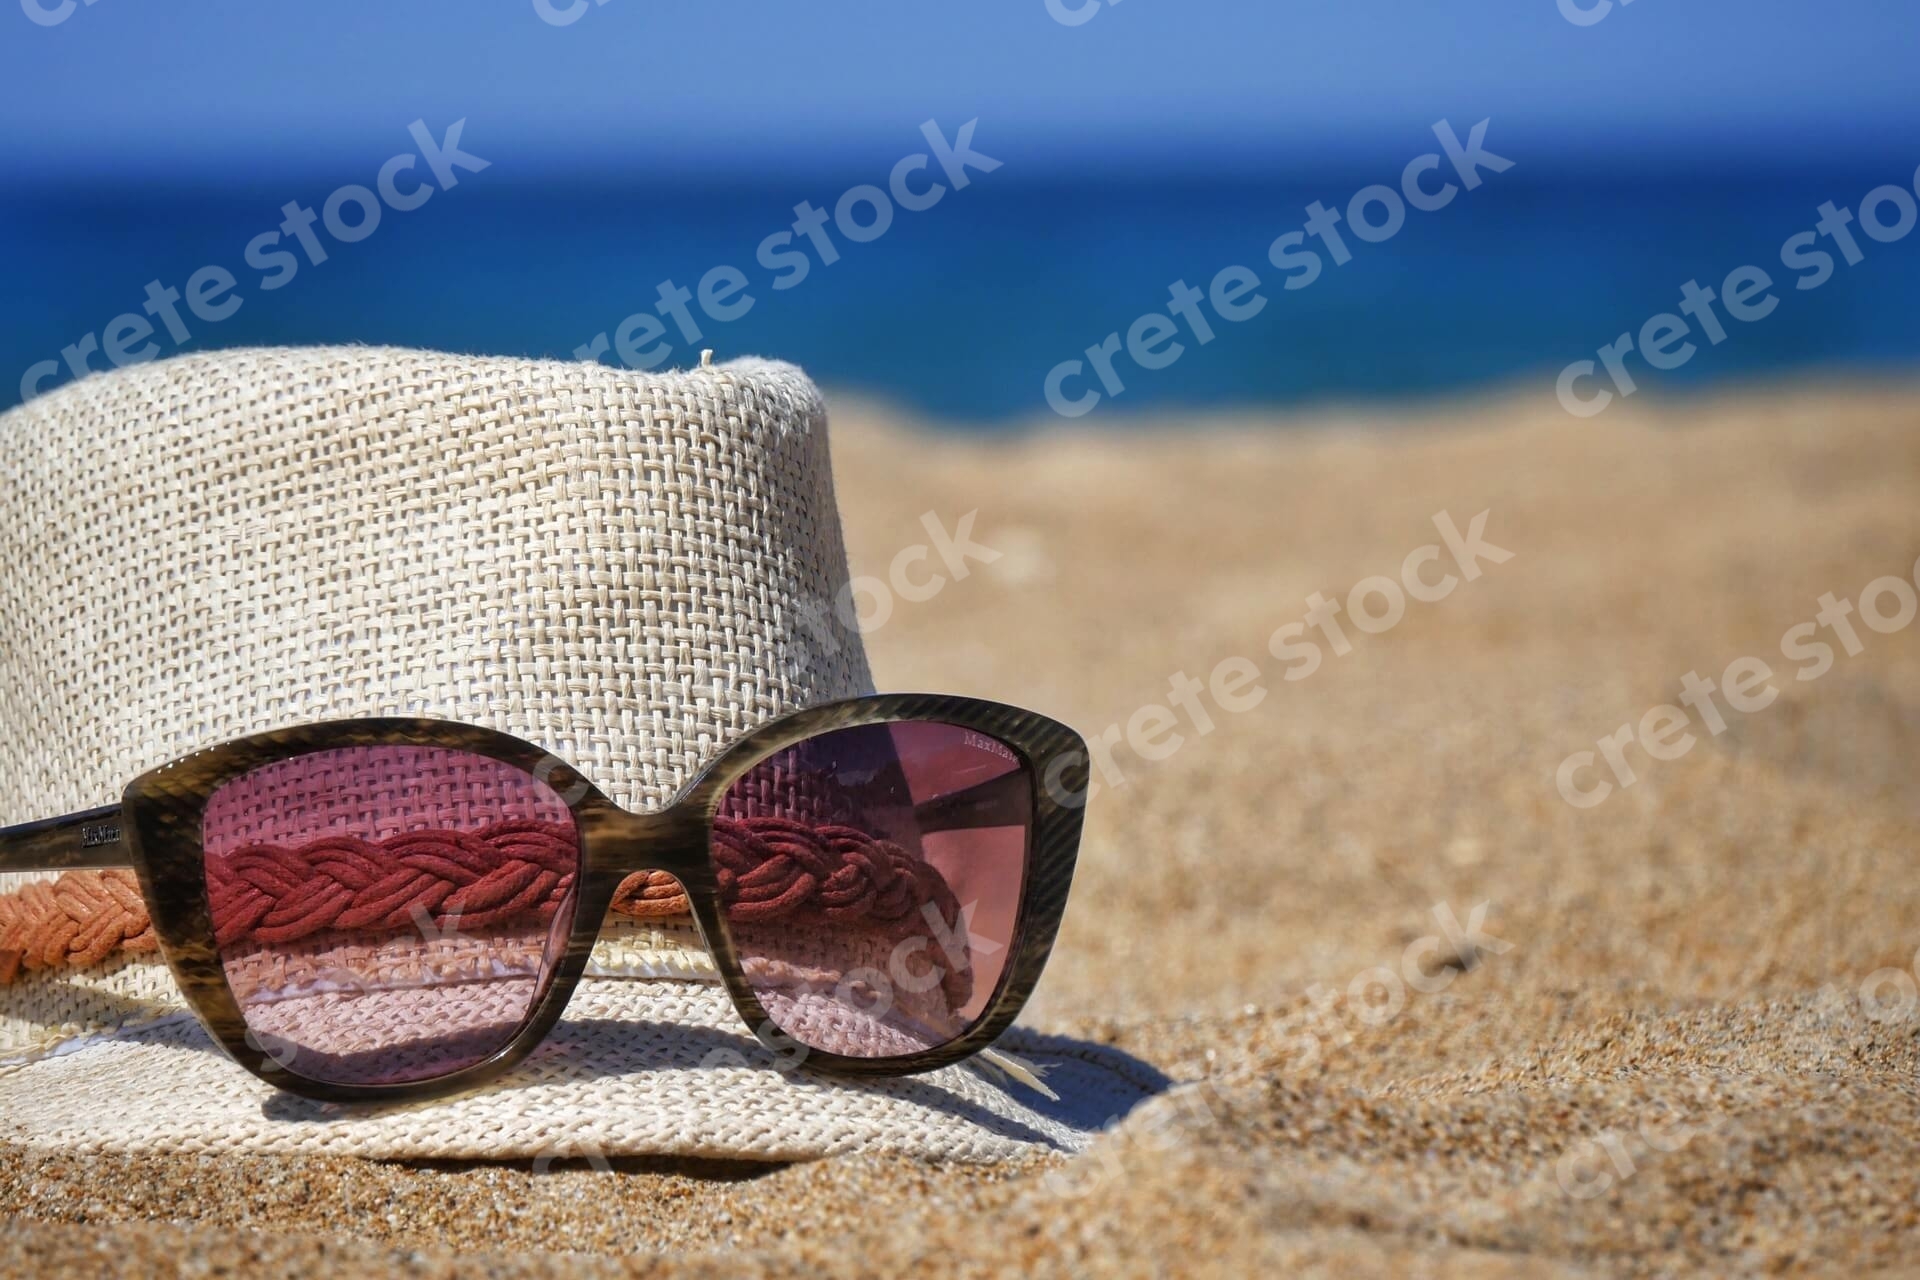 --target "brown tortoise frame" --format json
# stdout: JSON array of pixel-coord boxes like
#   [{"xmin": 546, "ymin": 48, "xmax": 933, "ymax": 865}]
[{"xmin": 0, "ymin": 693, "xmax": 1090, "ymax": 1104}]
